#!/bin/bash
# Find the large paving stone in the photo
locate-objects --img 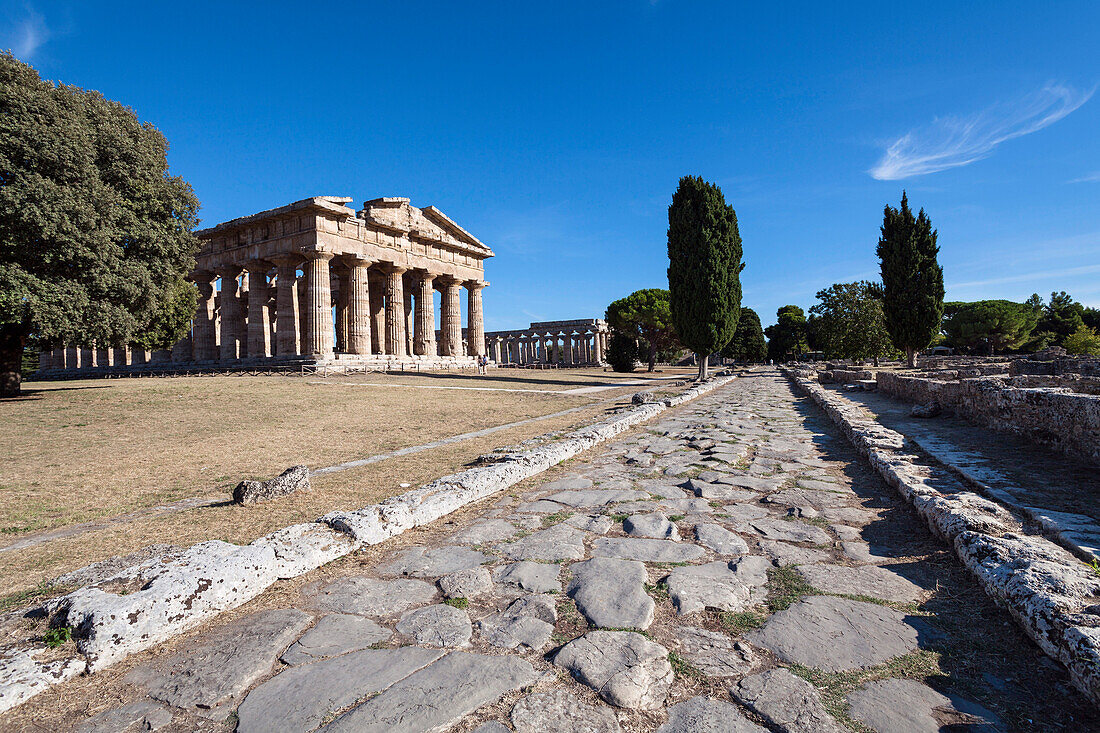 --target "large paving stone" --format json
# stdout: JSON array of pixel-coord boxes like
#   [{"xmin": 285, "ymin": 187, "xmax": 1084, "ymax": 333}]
[
  {"xmin": 450, "ymin": 519, "xmax": 518, "ymax": 545},
  {"xmin": 747, "ymin": 596, "xmax": 921, "ymax": 672},
  {"xmin": 714, "ymin": 474, "xmax": 785, "ymax": 492},
  {"xmin": 493, "ymin": 561, "xmax": 561, "ymax": 593},
  {"xmin": 438, "ymin": 567, "xmax": 494, "ymax": 599},
  {"xmin": 759, "ymin": 540, "xmax": 830, "ymax": 567},
  {"xmin": 510, "ymin": 688, "xmax": 621, "ymax": 732},
  {"xmin": 303, "ymin": 576, "xmax": 436, "ymax": 616},
  {"xmin": 685, "ymin": 479, "xmax": 757, "ymax": 502},
  {"xmin": 75, "ymin": 701, "xmax": 172, "ymax": 732},
  {"xmin": 565, "ymin": 514, "xmax": 615, "ymax": 534},
  {"xmin": 378, "ymin": 546, "xmax": 490, "ymax": 578},
  {"xmin": 281, "ymin": 614, "xmax": 392, "ymax": 665},
  {"xmin": 126, "ymin": 608, "xmax": 311, "ymax": 717},
  {"xmin": 395, "ymin": 604, "xmax": 471, "ymax": 647},
  {"xmin": 498, "ymin": 523, "xmax": 587, "ymax": 561},
  {"xmin": 693, "ymin": 523, "xmax": 749, "ymax": 556},
  {"xmin": 764, "ymin": 487, "xmax": 851, "ymax": 509},
  {"xmin": 795, "ymin": 564, "xmax": 924, "ymax": 602},
  {"xmin": 665, "ymin": 561, "xmax": 753, "ymax": 615},
  {"xmin": 324, "ymin": 652, "xmax": 538, "ymax": 732},
  {"xmin": 237, "ymin": 647, "xmax": 443, "ymax": 733},
  {"xmin": 591, "ymin": 537, "xmax": 705, "ymax": 563},
  {"xmin": 538, "ymin": 476, "xmax": 595, "ymax": 492},
  {"xmin": 745, "ymin": 517, "xmax": 831, "ymax": 544},
  {"xmin": 544, "ymin": 489, "xmax": 649, "ymax": 507},
  {"xmin": 846, "ymin": 678, "xmax": 1002, "ymax": 733},
  {"xmin": 655, "ymin": 696, "xmax": 767, "ymax": 732},
  {"xmin": 477, "ymin": 595, "xmax": 556, "ymax": 650},
  {"xmin": 624, "ymin": 512, "xmax": 679, "ymax": 540},
  {"xmin": 553, "ymin": 631, "xmax": 673, "ymax": 710},
  {"xmin": 568, "ymin": 557, "xmax": 654, "ymax": 630},
  {"xmin": 732, "ymin": 668, "xmax": 845, "ymax": 733},
  {"xmin": 674, "ymin": 627, "xmax": 761, "ymax": 677}
]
